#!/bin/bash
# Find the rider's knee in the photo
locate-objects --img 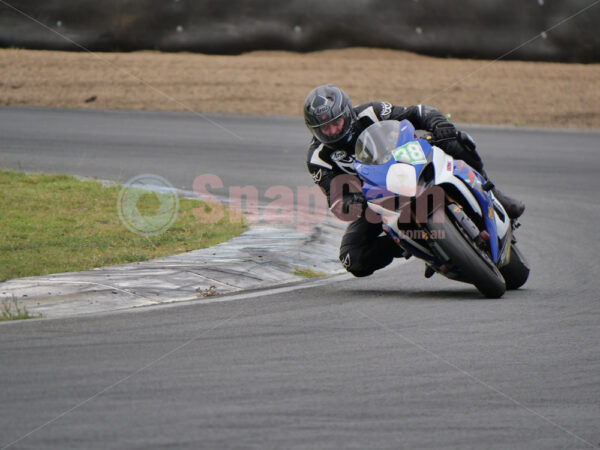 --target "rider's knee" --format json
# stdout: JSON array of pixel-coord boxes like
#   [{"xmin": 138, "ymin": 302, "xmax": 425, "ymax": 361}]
[{"xmin": 339, "ymin": 250, "xmax": 374, "ymax": 277}]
